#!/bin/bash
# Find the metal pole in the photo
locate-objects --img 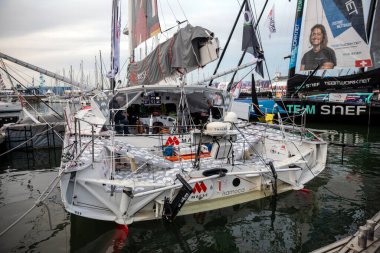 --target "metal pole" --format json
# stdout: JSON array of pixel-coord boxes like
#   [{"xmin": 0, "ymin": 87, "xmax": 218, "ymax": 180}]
[
  {"xmin": 228, "ymin": 0, "xmax": 269, "ymax": 89},
  {"xmin": 92, "ymin": 125, "xmax": 95, "ymax": 162},
  {"xmin": 0, "ymin": 52, "xmax": 84, "ymax": 88},
  {"xmin": 208, "ymin": 0, "xmax": 247, "ymax": 86}
]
